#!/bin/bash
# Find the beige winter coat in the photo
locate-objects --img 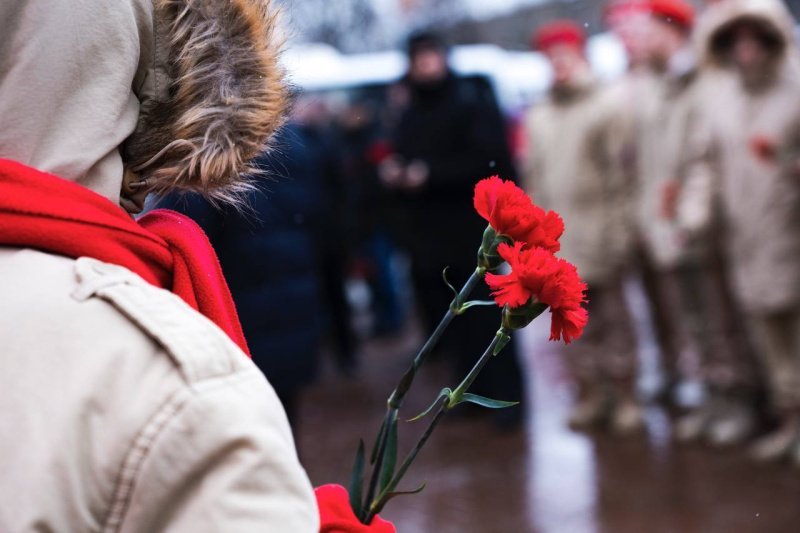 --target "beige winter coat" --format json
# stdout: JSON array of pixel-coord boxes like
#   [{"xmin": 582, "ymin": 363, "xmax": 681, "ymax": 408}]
[
  {"xmin": 636, "ymin": 52, "xmax": 720, "ymax": 270},
  {"xmin": 0, "ymin": 249, "xmax": 318, "ymax": 532},
  {"xmin": 698, "ymin": 0, "xmax": 800, "ymax": 313},
  {"xmin": 0, "ymin": 1, "xmax": 318, "ymax": 531},
  {"xmin": 523, "ymin": 74, "xmax": 634, "ymax": 284}
]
